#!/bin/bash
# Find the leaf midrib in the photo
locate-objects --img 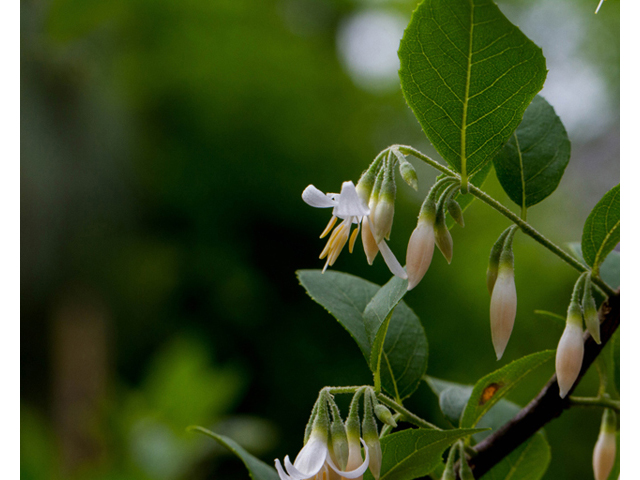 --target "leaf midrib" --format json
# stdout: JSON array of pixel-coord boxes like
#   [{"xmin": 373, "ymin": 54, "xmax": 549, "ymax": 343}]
[{"xmin": 460, "ymin": 0, "xmax": 475, "ymax": 182}]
